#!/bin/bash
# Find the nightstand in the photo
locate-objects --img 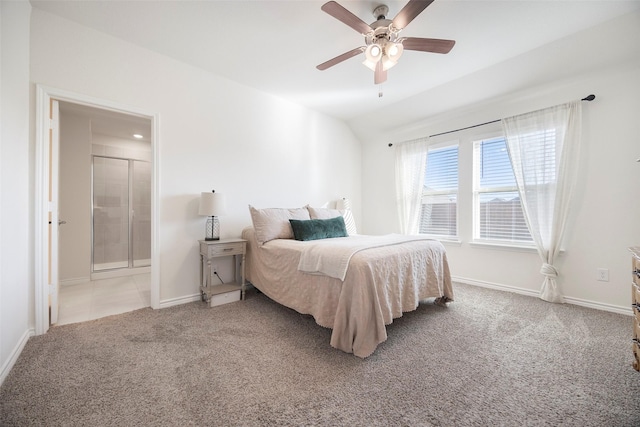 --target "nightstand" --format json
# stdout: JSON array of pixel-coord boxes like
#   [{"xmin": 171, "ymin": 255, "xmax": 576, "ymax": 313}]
[{"xmin": 199, "ymin": 238, "xmax": 247, "ymax": 307}]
